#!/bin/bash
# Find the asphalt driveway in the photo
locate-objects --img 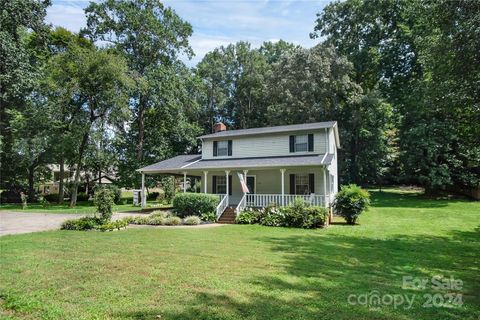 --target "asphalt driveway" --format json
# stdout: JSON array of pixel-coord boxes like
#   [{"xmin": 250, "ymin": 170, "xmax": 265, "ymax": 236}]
[{"xmin": 0, "ymin": 211, "xmax": 145, "ymax": 236}]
